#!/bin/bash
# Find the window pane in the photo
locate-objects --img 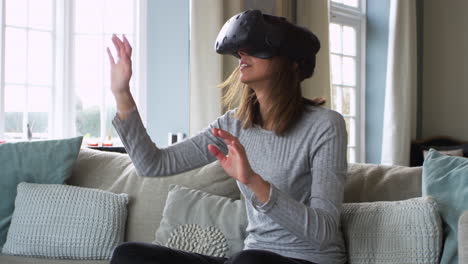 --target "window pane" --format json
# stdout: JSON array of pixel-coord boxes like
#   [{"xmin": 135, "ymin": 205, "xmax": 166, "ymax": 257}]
[
  {"xmin": 5, "ymin": 28, "xmax": 27, "ymax": 84},
  {"xmin": 342, "ymin": 87, "xmax": 356, "ymax": 115},
  {"xmin": 74, "ymin": 36, "xmax": 102, "ymax": 138},
  {"xmin": 330, "ymin": 23, "xmax": 342, "ymax": 54},
  {"xmin": 104, "ymin": 90, "xmax": 117, "ymax": 145},
  {"xmin": 332, "ymin": 0, "xmax": 343, "ymax": 4},
  {"xmin": 28, "ymin": 112, "xmax": 48, "ymax": 138},
  {"xmin": 73, "ymin": 0, "xmax": 136, "ymax": 142},
  {"xmin": 343, "ymin": 0, "xmax": 359, "ymax": 8},
  {"xmin": 104, "ymin": 0, "xmax": 134, "ymax": 34},
  {"xmin": 27, "ymin": 87, "xmax": 50, "ymax": 138},
  {"xmin": 343, "ymin": 26, "xmax": 356, "ymax": 56},
  {"xmin": 74, "ymin": 35, "xmax": 102, "ymax": 88},
  {"xmin": 5, "ymin": 85, "xmax": 26, "ymax": 136},
  {"xmin": 331, "ymin": 55, "xmax": 342, "ymax": 85},
  {"xmin": 28, "ymin": 86, "xmax": 51, "ymax": 112},
  {"xmin": 5, "ymin": 112, "xmax": 23, "ymax": 136},
  {"xmin": 342, "ymin": 57, "xmax": 356, "ymax": 86},
  {"xmin": 29, "ymin": 0, "xmax": 53, "ymax": 30},
  {"xmin": 74, "ymin": 0, "xmax": 103, "ymax": 34},
  {"xmin": 344, "ymin": 117, "xmax": 356, "ymax": 147},
  {"xmin": 75, "ymin": 97, "xmax": 101, "ymax": 138},
  {"xmin": 5, "ymin": 85, "xmax": 26, "ymax": 112},
  {"xmin": 28, "ymin": 31, "xmax": 53, "ymax": 85},
  {"xmin": 347, "ymin": 147, "xmax": 356, "ymax": 163},
  {"xmin": 6, "ymin": 0, "xmax": 27, "ymax": 27},
  {"xmin": 332, "ymin": 85, "xmax": 343, "ymax": 113}
]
